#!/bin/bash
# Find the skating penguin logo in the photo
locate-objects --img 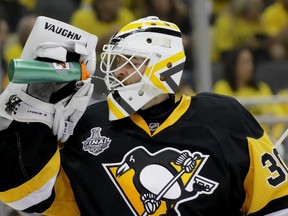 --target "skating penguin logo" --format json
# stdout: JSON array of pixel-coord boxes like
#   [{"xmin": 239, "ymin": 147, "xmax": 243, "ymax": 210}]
[{"xmin": 103, "ymin": 146, "xmax": 219, "ymax": 215}]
